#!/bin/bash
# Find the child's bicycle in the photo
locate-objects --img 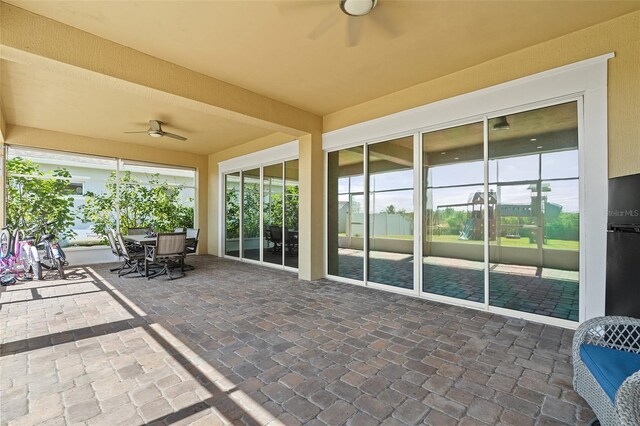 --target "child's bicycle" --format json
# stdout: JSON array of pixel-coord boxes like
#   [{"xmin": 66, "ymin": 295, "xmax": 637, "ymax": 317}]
[{"xmin": 0, "ymin": 226, "xmax": 40, "ymax": 284}]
